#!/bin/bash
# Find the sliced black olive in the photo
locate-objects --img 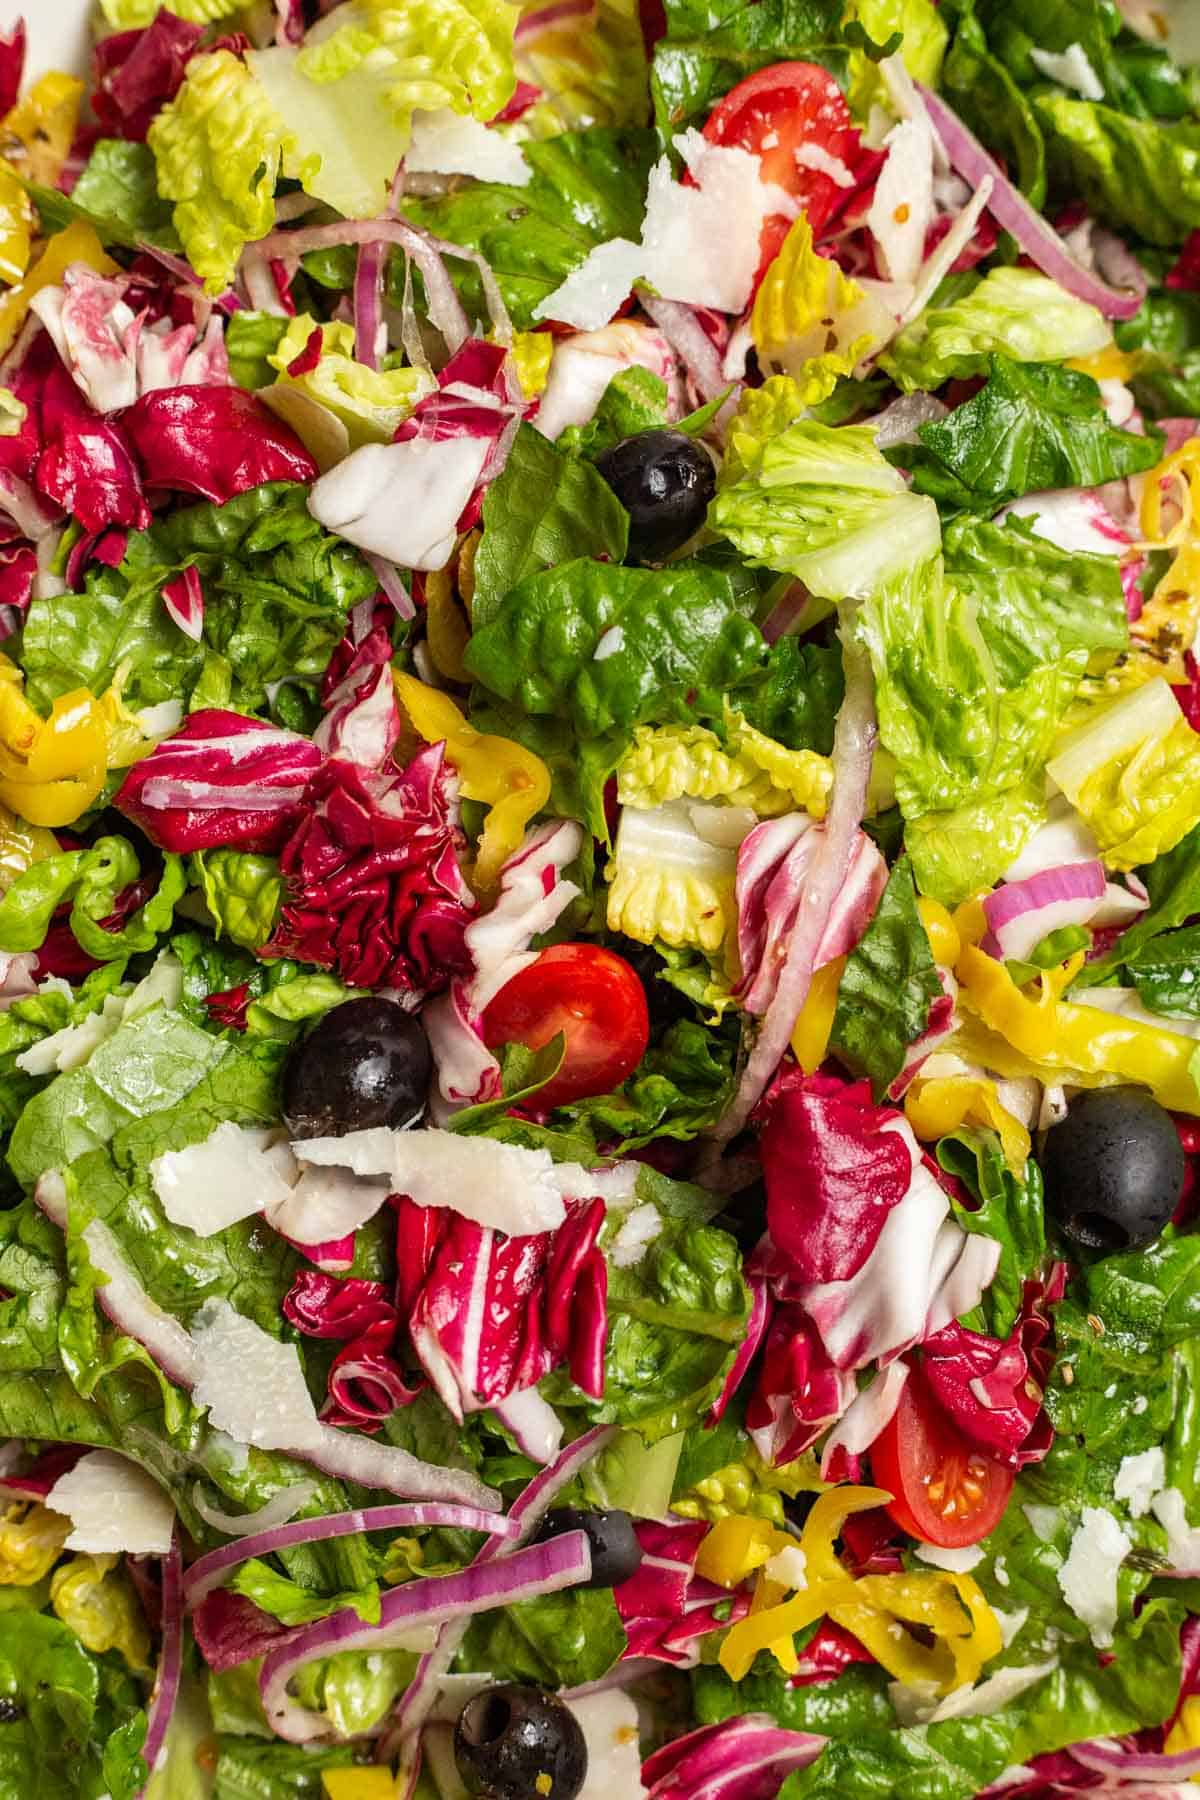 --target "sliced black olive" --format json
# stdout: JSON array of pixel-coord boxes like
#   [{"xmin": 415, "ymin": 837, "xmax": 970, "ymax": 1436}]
[
  {"xmin": 531, "ymin": 1506, "xmax": 644, "ymax": 1589},
  {"xmin": 1040, "ymin": 1085, "xmax": 1185, "ymax": 1252},
  {"xmin": 594, "ymin": 429, "xmax": 716, "ymax": 564},
  {"xmin": 454, "ymin": 1683, "xmax": 587, "ymax": 1800},
  {"xmin": 282, "ymin": 997, "xmax": 432, "ymax": 1139}
]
